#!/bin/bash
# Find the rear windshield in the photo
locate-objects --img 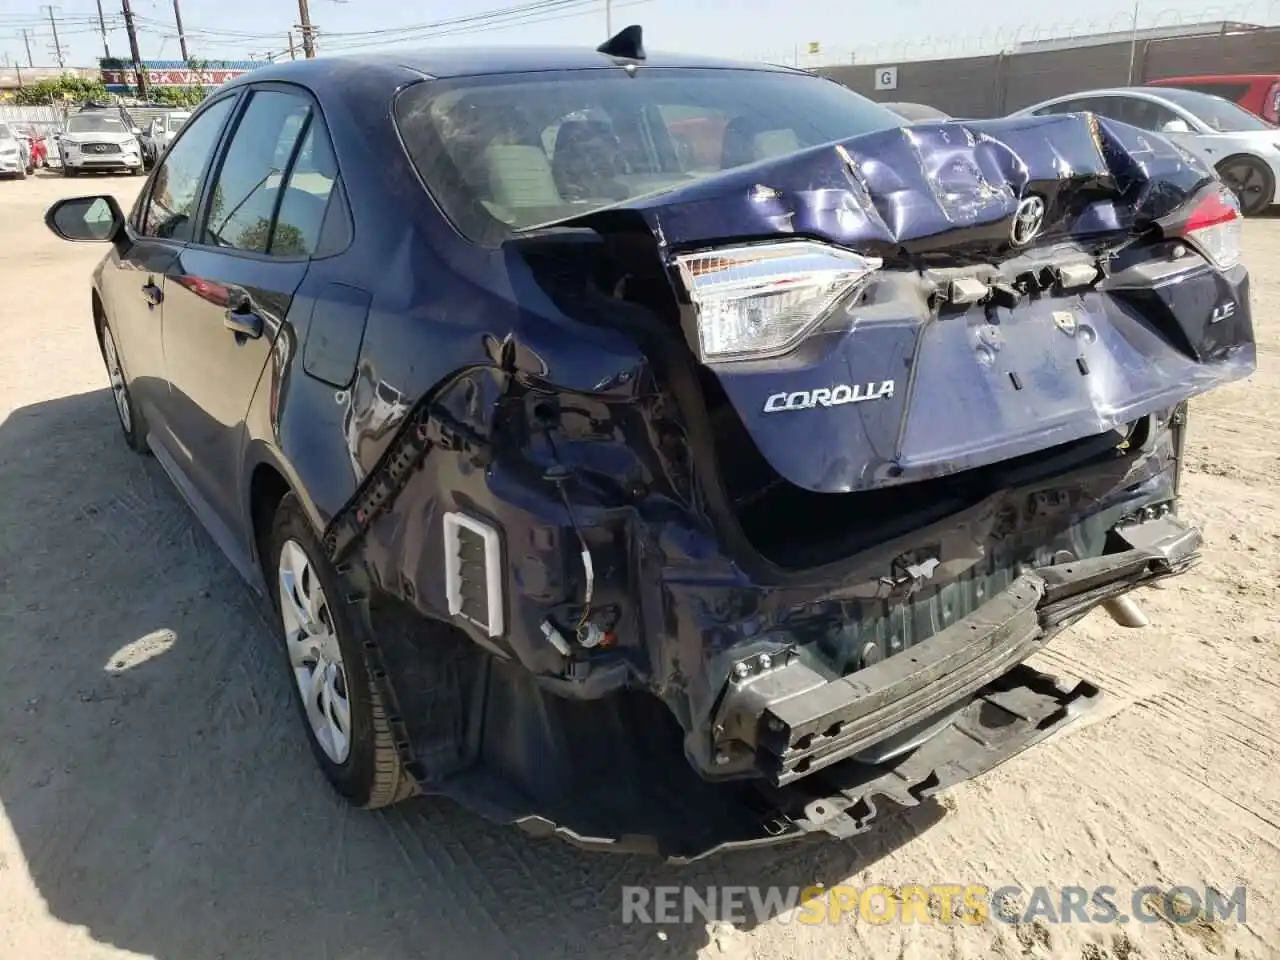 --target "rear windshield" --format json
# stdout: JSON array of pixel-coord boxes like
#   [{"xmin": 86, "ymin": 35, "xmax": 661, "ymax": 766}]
[
  {"xmin": 1155, "ymin": 87, "xmax": 1275, "ymax": 131},
  {"xmin": 394, "ymin": 67, "xmax": 903, "ymax": 243}
]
